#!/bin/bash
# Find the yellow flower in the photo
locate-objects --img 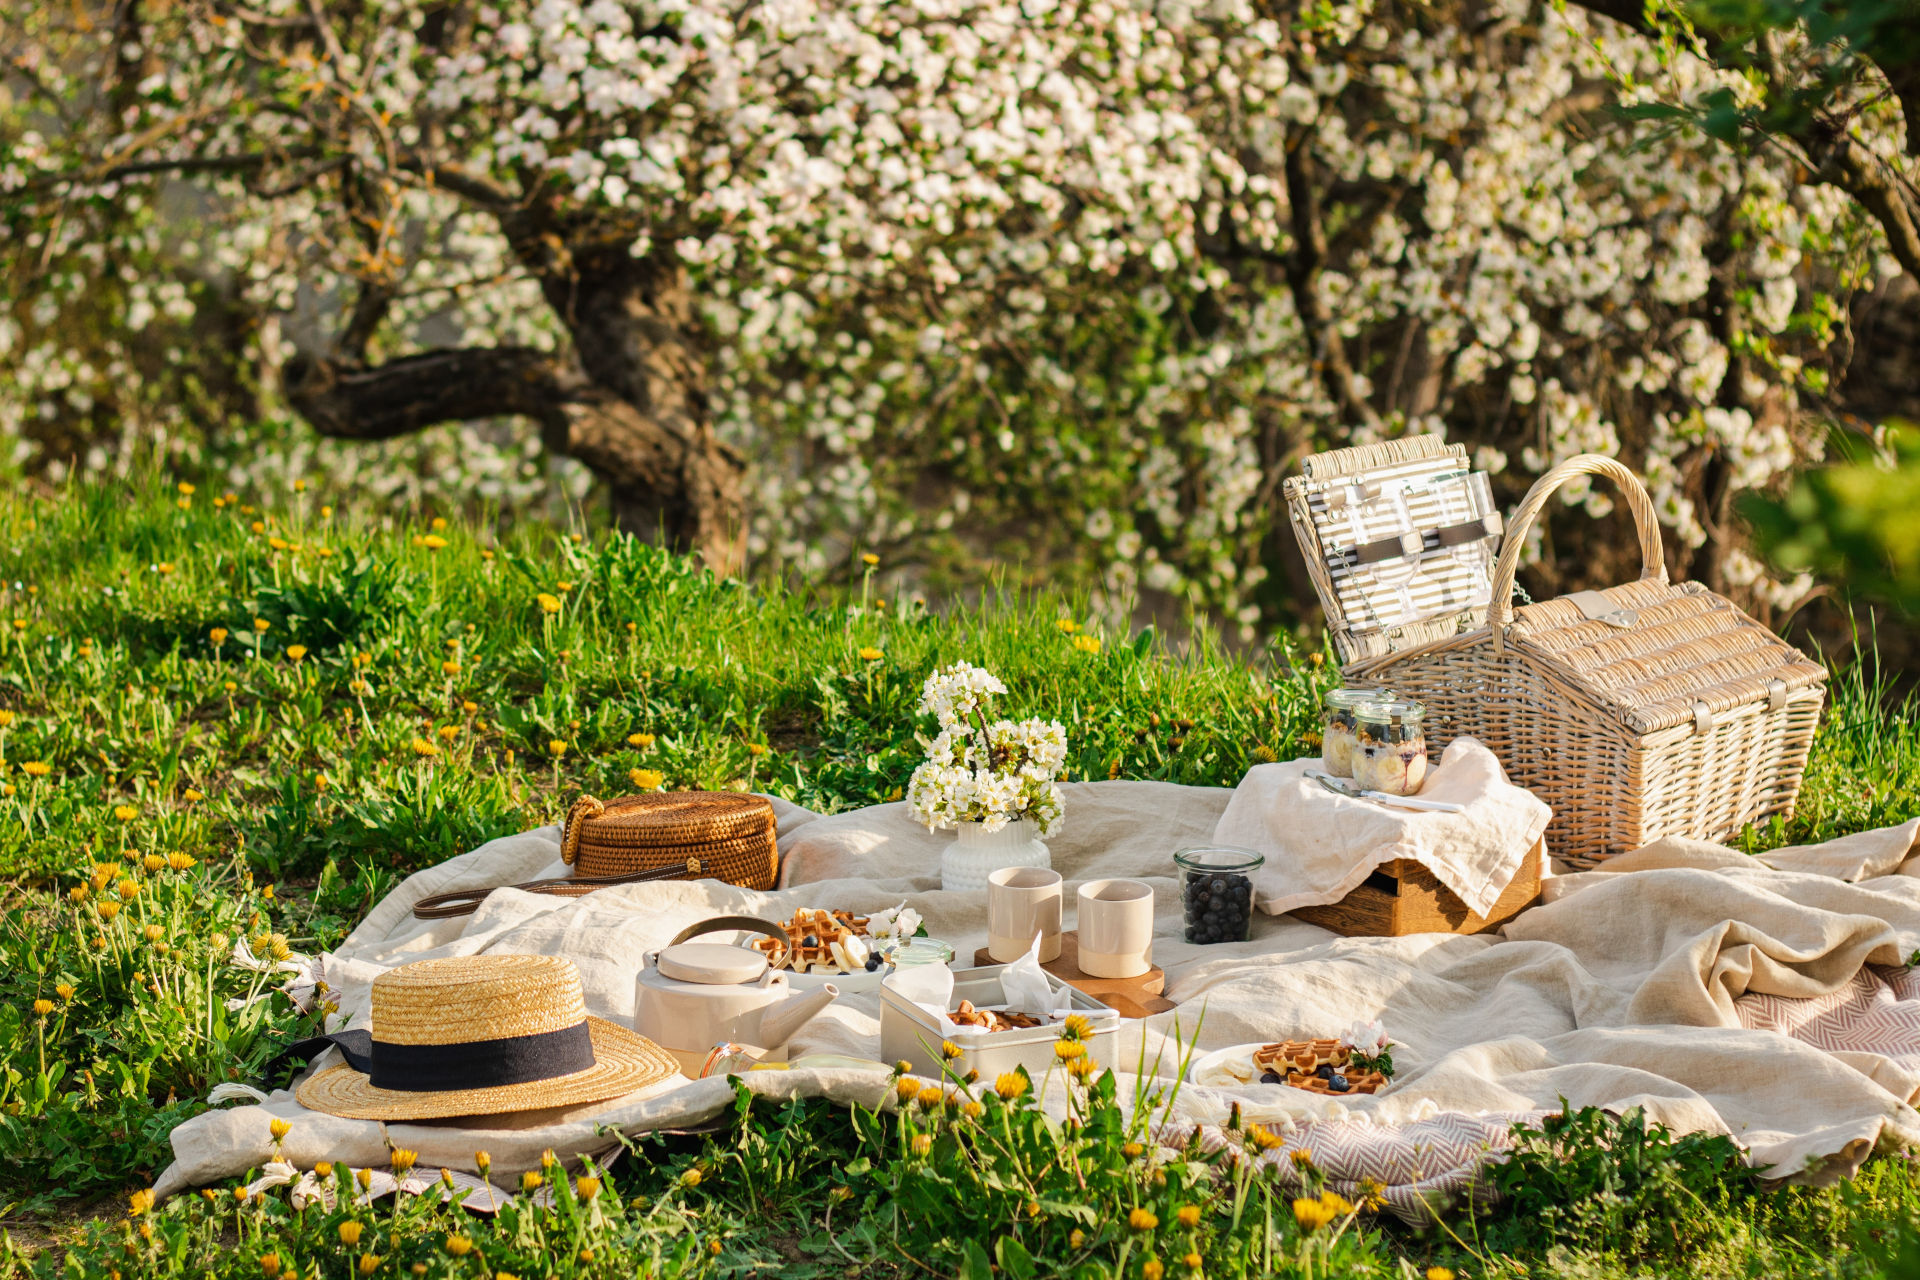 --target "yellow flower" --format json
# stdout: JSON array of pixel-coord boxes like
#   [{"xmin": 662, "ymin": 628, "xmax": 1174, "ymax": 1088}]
[
  {"xmin": 0, "ymin": 710, "xmax": 13, "ymax": 727},
  {"xmin": 858, "ymin": 647, "xmax": 883, "ymax": 661},
  {"xmin": 1055, "ymin": 618, "xmax": 1078, "ymax": 633},
  {"xmin": 143, "ymin": 924, "xmax": 165, "ymax": 943},
  {"xmin": 441, "ymin": 659, "xmax": 459, "ymax": 676},
  {"xmin": 1426, "ymin": 1270, "xmax": 1455, "ymax": 1280},
  {"xmin": 113, "ymin": 805, "xmax": 137, "ymax": 822},
  {"xmin": 177, "ymin": 482, "xmax": 196, "ymax": 496},
  {"xmin": 462, "ymin": 701, "xmax": 479, "ymax": 714},
  {"xmin": 910, "ymin": 1133, "xmax": 932, "ymax": 1156},
  {"xmin": 182, "ymin": 789, "xmax": 204, "ymax": 803},
  {"xmin": 321, "ymin": 505, "xmax": 333, "ymax": 518},
  {"xmin": 22, "ymin": 761, "xmax": 49, "ymax": 777},
  {"xmin": 861, "ymin": 553, "xmax": 879, "ymax": 566},
  {"xmin": 445, "ymin": 1235, "xmax": 473, "ymax": 1256},
  {"xmin": 1073, "ymin": 634, "xmax": 1101, "ymax": 654},
  {"xmin": 1247, "ymin": 1125, "xmax": 1283, "ymax": 1151},
  {"xmin": 389, "ymin": 1148, "xmax": 417, "ymax": 1176},
  {"xmin": 895, "ymin": 1077, "xmax": 919, "ymax": 1103},
  {"xmin": 1054, "ymin": 1040, "xmax": 1084, "ymax": 1061},
  {"xmin": 250, "ymin": 520, "xmax": 266, "ymax": 534},
  {"xmin": 357, "ymin": 1253, "xmax": 381, "ymax": 1276},
  {"xmin": 629, "ymin": 768, "xmax": 665, "ymax": 790},
  {"xmin": 1069, "ymin": 1229, "xmax": 1085, "ymax": 1249},
  {"xmin": 1183, "ymin": 1253, "xmax": 1202, "ymax": 1271},
  {"xmin": 285, "ymin": 645, "xmax": 307, "ymax": 663},
  {"xmin": 128, "ymin": 1188, "xmax": 154, "ymax": 1216},
  {"xmin": 1289, "ymin": 1148, "xmax": 1315, "ymax": 1169},
  {"xmin": 575, "ymin": 1175, "xmax": 602, "ymax": 1200},
  {"xmin": 536, "ymin": 593, "xmax": 562, "ymax": 614},
  {"xmin": 338, "ymin": 1221, "xmax": 364, "ymax": 1246},
  {"xmin": 410, "ymin": 738, "xmax": 439, "ymax": 758},
  {"xmin": 521, "ymin": 1171, "xmax": 543, "ymax": 1193},
  {"xmin": 421, "ymin": 535, "xmax": 449, "ymax": 551},
  {"xmin": 269, "ymin": 1117, "xmax": 292, "ymax": 1142},
  {"xmin": 437, "ymin": 725, "xmax": 459, "ymax": 742},
  {"xmin": 267, "ymin": 537, "xmax": 290, "ymax": 552},
  {"xmin": 916, "ymin": 1085, "xmax": 944, "ymax": 1109},
  {"xmin": 1123, "ymin": 1142, "xmax": 1145, "ymax": 1158},
  {"xmin": 294, "ymin": 478, "xmax": 308, "ymax": 492},
  {"xmin": 1319, "ymin": 1191, "xmax": 1355, "ymax": 1216},
  {"xmin": 142, "ymin": 854, "xmax": 165, "ymax": 872},
  {"xmin": 994, "ymin": 1072, "xmax": 1028, "ymax": 1101},
  {"xmin": 680, "ymin": 1168, "xmax": 701, "ymax": 1187},
  {"xmin": 1129, "ymin": 1208, "xmax": 1158, "ymax": 1230},
  {"xmin": 55, "ymin": 983, "xmax": 75, "ymax": 1000},
  {"xmin": 98, "ymin": 901, "xmax": 122, "ymax": 921},
  {"xmin": 1144, "ymin": 1260, "xmax": 1164, "ymax": 1280},
  {"xmin": 474, "ymin": 1151, "xmax": 490, "ymax": 1177},
  {"xmin": 68, "ymin": 885, "xmax": 88, "ymax": 902},
  {"xmin": 252, "ymin": 618, "xmax": 270, "ymax": 633},
  {"xmin": 1293, "ymin": 1198, "xmax": 1336, "ymax": 1232},
  {"xmin": 940, "ymin": 1040, "xmax": 962, "ymax": 1061},
  {"xmin": 1061, "ymin": 1013, "xmax": 1094, "ymax": 1041},
  {"xmin": 32, "ymin": 998, "xmax": 54, "ymax": 1016},
  {"xmin": 628, "ymin": 732, "xmax": 655, "ymax": 748},
  {"xmin": 260, "ymin": 1252, "xmax": 282, "ymax": 1278},
  {"xmin": 1068, "ymin": 1055, "xmax": 1099, "ymax": 1080},
  {"xmin": 961, "ymin": 1100, "xmax": 984, "ymax": 1119},
  {"xmin": 431, "ymin": 516, "xmax": 448, "ymax": 531},
  {"xmin": 548, "ymin": 739, "xmax": 568, "ymax": 758},
  {"xmin": 747, "ymin": 742, "xmax": 768, "ymax": 756},
  {"xmin": 116, "ymin": 880, "xmax": 137, "ymax": 900}
]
